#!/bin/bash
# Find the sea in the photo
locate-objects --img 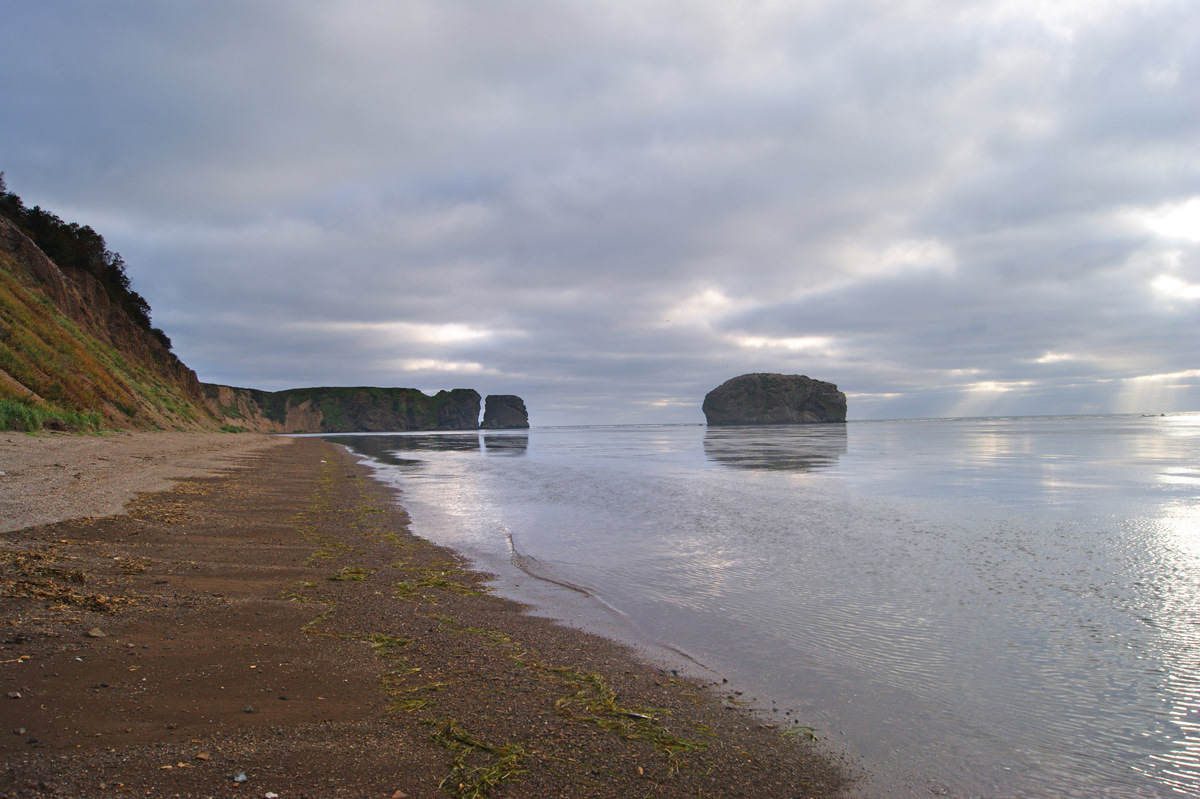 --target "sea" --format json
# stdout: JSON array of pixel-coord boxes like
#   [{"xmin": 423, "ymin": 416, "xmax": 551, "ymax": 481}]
[{"xmin": 326, "ymin": 413, "xmax": 1200, "ymax": 798}]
